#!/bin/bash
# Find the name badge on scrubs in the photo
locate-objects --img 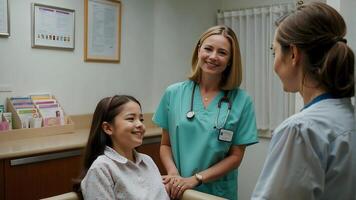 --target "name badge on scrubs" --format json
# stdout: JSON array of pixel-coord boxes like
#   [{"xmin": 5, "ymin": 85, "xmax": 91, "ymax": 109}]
[{"xmin": 218, "ymin": 129, "xmax": 233, "ymax": 142}]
